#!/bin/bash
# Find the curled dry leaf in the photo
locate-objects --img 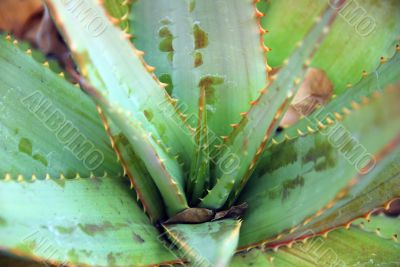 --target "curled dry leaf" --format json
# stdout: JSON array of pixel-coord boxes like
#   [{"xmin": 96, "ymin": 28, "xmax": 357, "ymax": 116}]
[
  {"xmin": 31, "ymin": 7, "xmax": 77, "ymax": 77},
  {"xmin": 213, "ymin": 203, "xmax": 248, "ymax": 221},
  {"xmin": 280, "ymin": 68, "xmax": 333, "ymax": 127},
  {"xmin": 384, "ymin": 199, "xmax": 400, "ymax": 217},
  {"xmin": 164, "ymin": 207, "xmax": 215, "ymax": 224},
  {"xmin": 0, "ymin": 0, "xmax": 42, "ymax": 34},
  {"xmin": 0, "ymin": 0, "xmax": 76, "ymax": 79},
  {"xmin": 164, "ymin": 203, "xmax": 248, "ymax": 224}
]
